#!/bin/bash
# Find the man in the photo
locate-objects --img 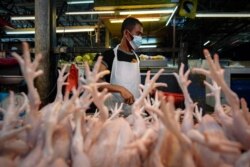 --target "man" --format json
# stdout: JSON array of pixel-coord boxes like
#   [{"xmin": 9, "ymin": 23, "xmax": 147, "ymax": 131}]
[{"xmin": 95, "ymin": 17, "xmax": 143, "ymax": 115}]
